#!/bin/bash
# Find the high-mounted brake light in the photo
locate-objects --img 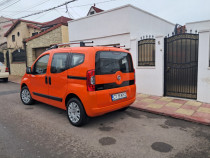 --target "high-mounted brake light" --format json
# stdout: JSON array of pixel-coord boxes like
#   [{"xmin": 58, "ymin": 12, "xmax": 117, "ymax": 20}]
[
  {"xmin": 87, "ymin": 70, "xmax": 95, "ymax": 91},
  {"xmin": 5, "ymin": 67, "xmax": 9, "ymax": 72}
]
